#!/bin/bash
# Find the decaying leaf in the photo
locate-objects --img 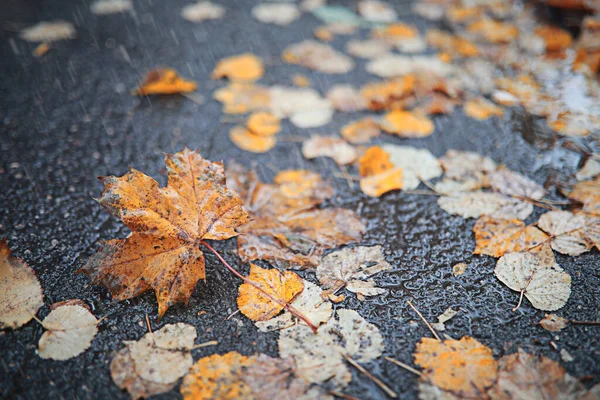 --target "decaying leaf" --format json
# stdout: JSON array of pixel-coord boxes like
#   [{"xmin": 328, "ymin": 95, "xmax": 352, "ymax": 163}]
[
  {"xmin": 360, "ymin": 75, "xmax": 416, "ymax": 111},
  {"xmin": 539, "ymin": 314, "xmax": 568, "ymax": 332},
  {"xmin": 181, "ymin": 1, "xmax": 225, "ymax": 22},
  {"xmin": 237, "ymin": 264, "xmax": 304, "ymax": 322},
  {"xmin": 20, "ymin": 20, "xmax": 76, "ymax": 42},
  {"xmin": 229, "ymin": 126, "xmax": 276, "ymax": 153},
  {"xmin": 359, "ymin": 146, "xmax": 393, "ymax": 178},
  {"xmin": 569, "ymin": 178, "xmax": 600, "ymax": 216},
  {"xmin": 358, "ymin": 146, "xmax": 403, "ymax": 197},
  {"xmin": 246, "ymin": 112, "xmax": 280, "ymax": 137},
  {"xmin": 252, "ymin": 3, "xmax": 300, "ymax": 26},
  {"xmin": 213, "ymin": 82, "xmax": 271, "ymax": 114},
  {"xmin": 340, "ymin": 118, "xmax": 380, "ymax": 144},
  {"xmin": 326, "ymin": 85, "xmax": 367, "ymax": 112},
  {"xmin": 488, "ymin": 348, "xmax": 592, "ymax": 399},
  {"xmin": 414, "ymin": 336, "xmax": 498, "ymax": 398},
  {"xmin": 135, "ymin": 69, "xmax": 197, "ymax": 96},
  {"xmin": 113, "ymin": 323, "xmax": 196, "ymax": 399},
  {"xmin": 345, "ymin": 39, "xmax": 392, "ymax": 59},
  {"xmin": 495, "ymin": 252, "xmax": 571, "ymax": 311},
  {"xmin": 269, "ymin": 86, "xmax": 333, "ymax": 128},
  {"xmin": 439, "ymin": 150, "xmax": 497, "ymax": 182},
  {"xmin": 282, "ymin": 40, "xmax": 354, "ymax": 74},
  {"xmin": 382, "ymin": 145, "xmax": 442, "ymax": 190},
  {"xmin": 438, "ymin": 192, "xmax": 533, "ymax": 220},
  {"xmin": 279, "ymin": 309, "xmax": 383, "ymax": 390},
  {"xmin": 91, "ymin": 0, "xmax": 132, "ymax": 15},
  {"xmin": 81, "ymin": 148, "xmax": 250, "ymax": 317},
  {"xmin": 488, "ymin": 167, "xmax": 545, "ymax": 201},
  {"xmin": 38, "ymin": 300, "xmax": 98, "ymax": 360},
  {"xmin": 255, "ymin": 280, "xmax": 333, "ymax": 332},
  {"xmin": 302, "ymin": 136, "xmax": 357, "ymax": 165},
  {"xmin": 452, "ymin": 263, "xmax": 467, "ymax": 277},
  {"xmin": 380, "ymin": 110, "xmax": 435, "ymax": 138},
  {"xmin": 473, "ymin": 216, "xmax": 550, "ymax": 257},
  {"xmin": 537, "ymin": 211, "xmax": 599, "ymax": 256},
  {"xmin": 0, "ymin": 239, "xmax": 44, "ymax": 330},
  {"xmin": 358, "ymin": 0, "xmax": 397, "ymax": 23},
  {"xmin": 212, "ymin": 53, "xmax": 264, "ymax": 82},
  {"xmin": 576, "ymin": 158, "xmax": 600, "ymax": 181},
  {"xmin": 430, "ymin": 307, "xmax": 458, "ymax": 332},
  {"xmin": 464, "ymin": 97, "xmax": 504, "ymax": 120},
  {"xmin": 317, "ymin": 246, "xmax": 391, "ymax": 298},
  {"xmin": 366, "ymin": 55, "xmax": 455, "ymax": 78}
]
